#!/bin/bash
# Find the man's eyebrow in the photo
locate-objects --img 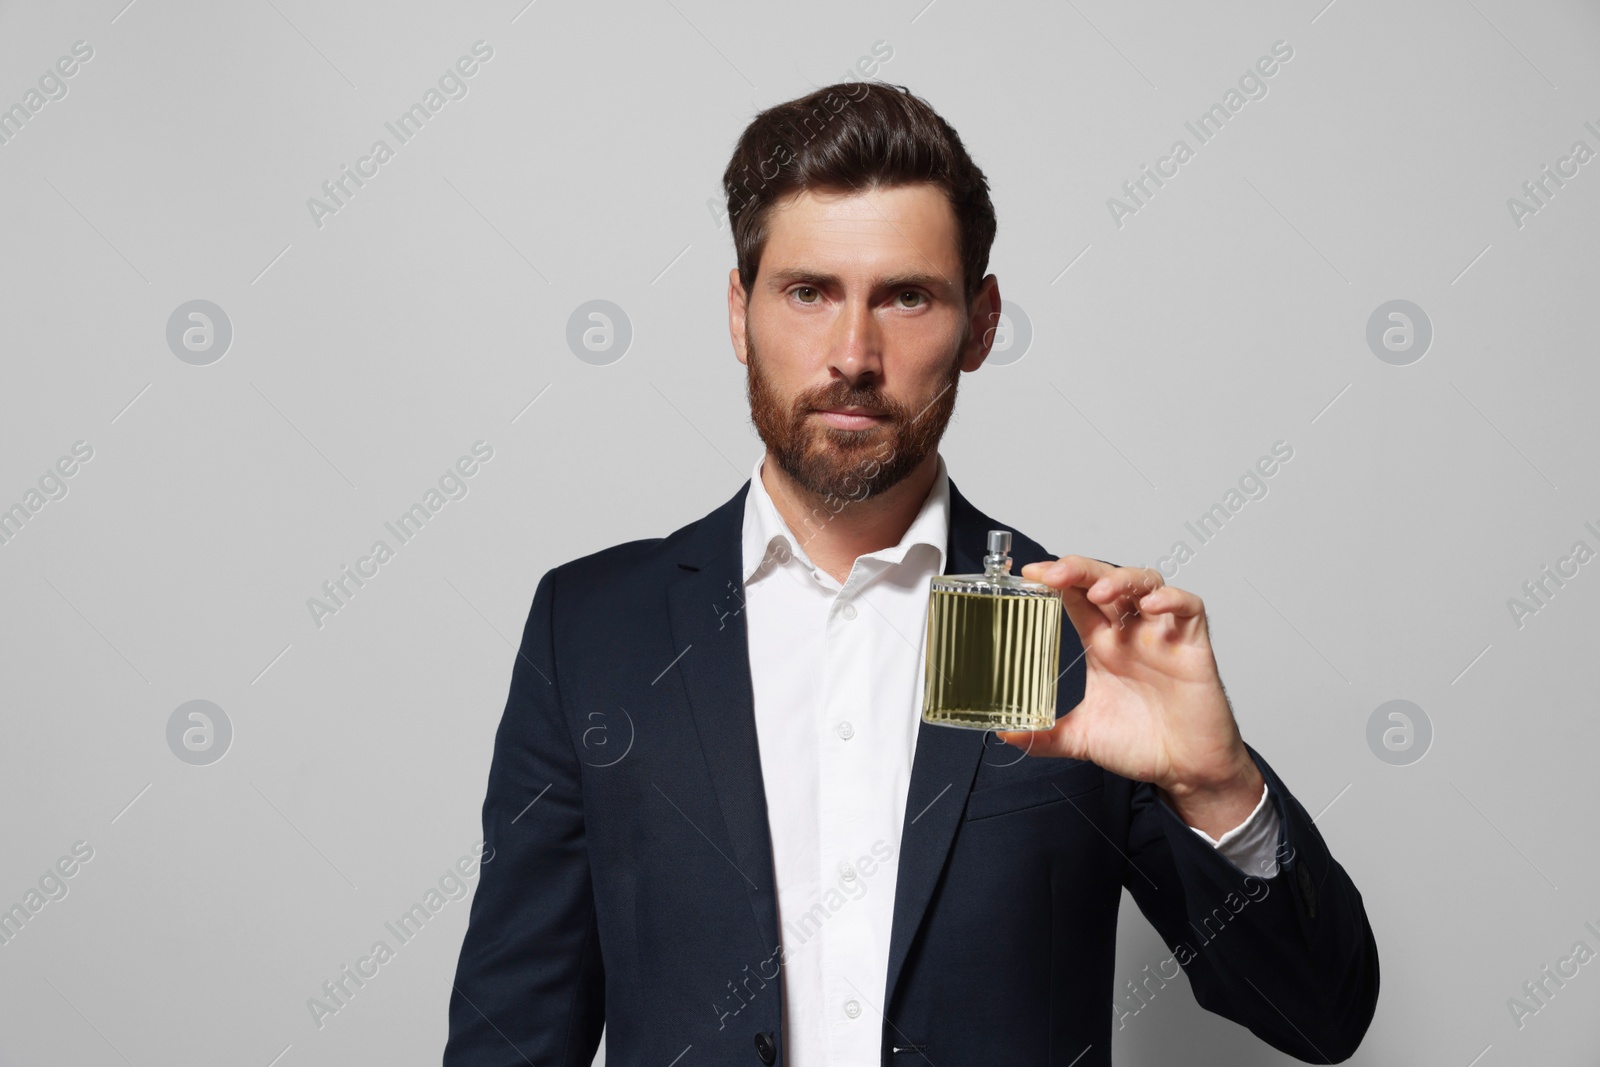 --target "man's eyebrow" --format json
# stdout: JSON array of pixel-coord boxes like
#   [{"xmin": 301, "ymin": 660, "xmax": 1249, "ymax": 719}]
[{"xmin": 763, "ymin": 266, "xmax": 953, "ymax": 291}]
